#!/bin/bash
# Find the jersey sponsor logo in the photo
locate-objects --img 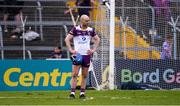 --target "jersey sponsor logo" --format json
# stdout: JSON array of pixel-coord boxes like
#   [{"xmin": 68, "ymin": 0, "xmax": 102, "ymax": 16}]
[
  {"xmin": 82, "ymin": 37, "xmax": 86, "ymax": 41},
  {"xmin": 78, "ymin": 36, "xmax": 88, "ymax": 44}
]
